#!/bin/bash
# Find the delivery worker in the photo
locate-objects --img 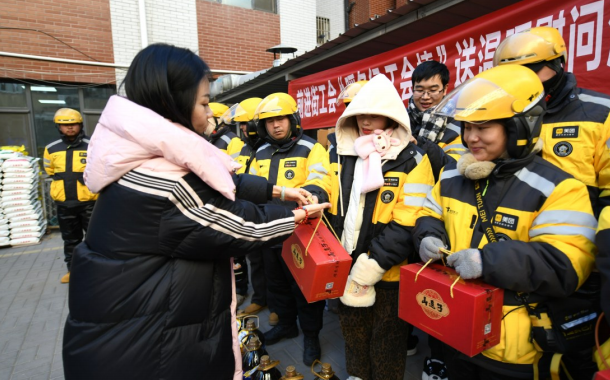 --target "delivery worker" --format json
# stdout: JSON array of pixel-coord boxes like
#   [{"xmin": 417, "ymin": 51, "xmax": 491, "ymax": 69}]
[
  {"xmin": 493, "ymin": 26, "xmax": 610, "ymax": 218},
  {"xmin": 44, "ymin": 108, "xmax": 98, "ymax": 283},
  {"xmin": 234, "ymin": 97, "xmax": 264, "ymax": 175},
  {"xmin": 205, "ymin": 102, "xmax": 244, "ymax": 159},
  {"xmin": 203, "ymin": 102, "xmax": 228, "ymax": 138},
  {"xmin": 251, "ymin": 92, "xmax": 332, "ymax": 366},
  {"xmin": 232, "ymin": 97, "xmax": 266, "ymax": 310},
  {"xmin": 328, "ymin": 74, "xmax": 435, "ymax": 380},
  {"xmin": 408, "ymin": 59, "xmax": 465, "ymax": 378},
  {"xmin": 413, "ymin": 64, "xmax": 597, "ymax": 379}
]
